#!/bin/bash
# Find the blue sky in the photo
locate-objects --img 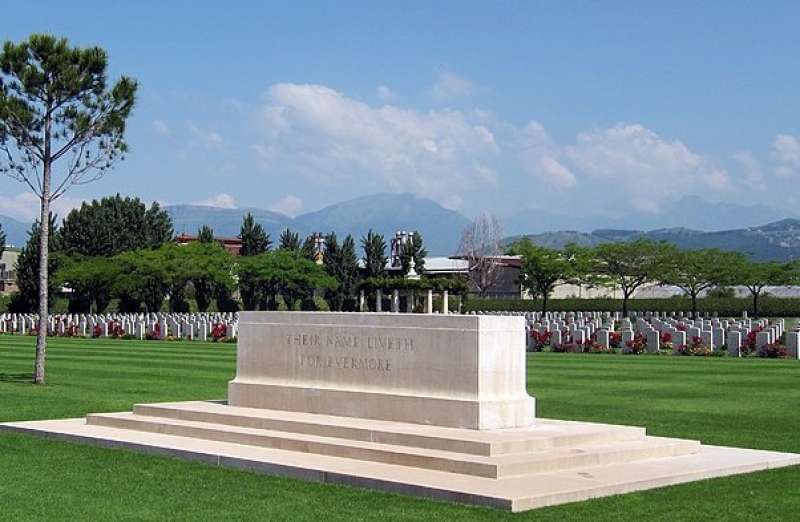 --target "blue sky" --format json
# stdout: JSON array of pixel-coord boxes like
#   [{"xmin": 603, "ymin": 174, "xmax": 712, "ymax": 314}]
[{"xmin": 2, "ymin": 1, "xmax": 799, "ymax": 222}]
